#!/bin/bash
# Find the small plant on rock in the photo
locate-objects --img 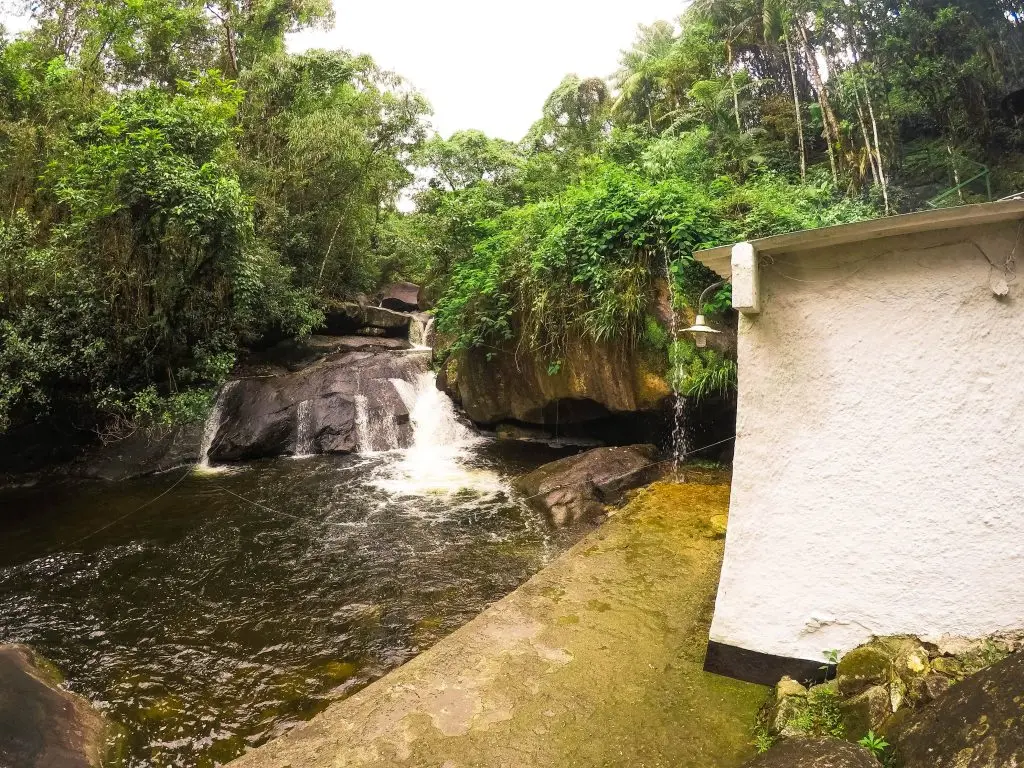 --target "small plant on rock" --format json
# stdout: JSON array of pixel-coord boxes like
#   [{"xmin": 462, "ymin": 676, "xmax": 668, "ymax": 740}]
[
  {"xmin": 752, "ymin": 723, "xmax": 775, "ymax": 754},
  {"xmin": 858, "ymin": 730, "xmax": 889, "ymax": 761}
]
